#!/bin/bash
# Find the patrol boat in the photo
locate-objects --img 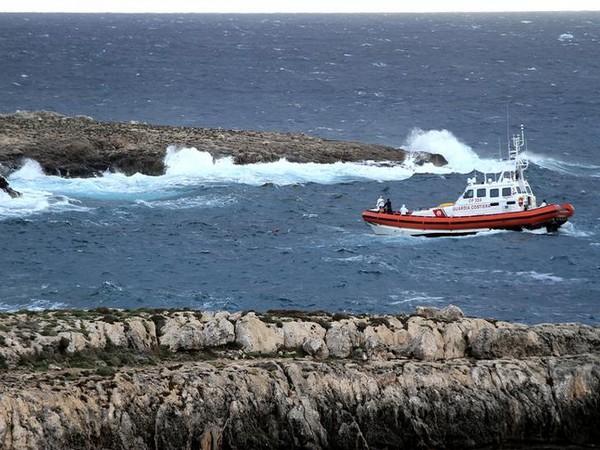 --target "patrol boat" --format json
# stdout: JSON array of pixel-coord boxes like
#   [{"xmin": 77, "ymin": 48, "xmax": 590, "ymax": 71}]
[{"xmin": 362, "ymin": 126, "xmax": 575, "ymax": 237}]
